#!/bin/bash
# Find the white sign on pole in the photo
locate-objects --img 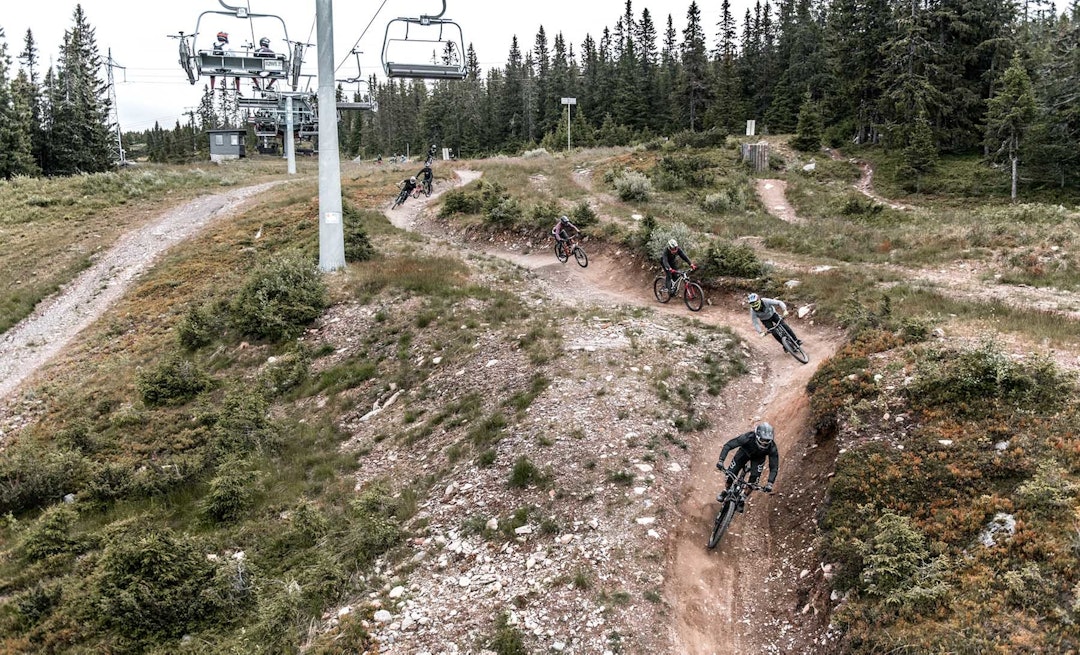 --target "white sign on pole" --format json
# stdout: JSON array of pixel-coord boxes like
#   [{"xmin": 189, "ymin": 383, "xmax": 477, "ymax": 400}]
[
  {"xmin": 746, "ymin": 120, "xmax": 757, "ymax": 136},
  {"xmin": 561, "ymin": 98, "xmax": 577, "ymax": 151}
]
